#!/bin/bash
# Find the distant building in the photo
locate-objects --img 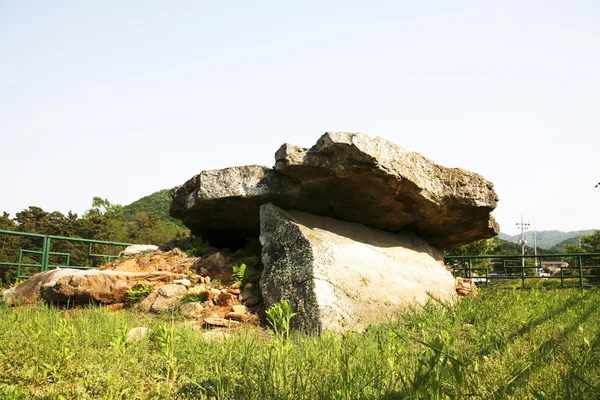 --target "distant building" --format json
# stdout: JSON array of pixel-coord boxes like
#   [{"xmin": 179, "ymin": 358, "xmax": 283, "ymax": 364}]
[{"xmin": 542, "ymin": 261, "xmax": 569, "ymax": 275}]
